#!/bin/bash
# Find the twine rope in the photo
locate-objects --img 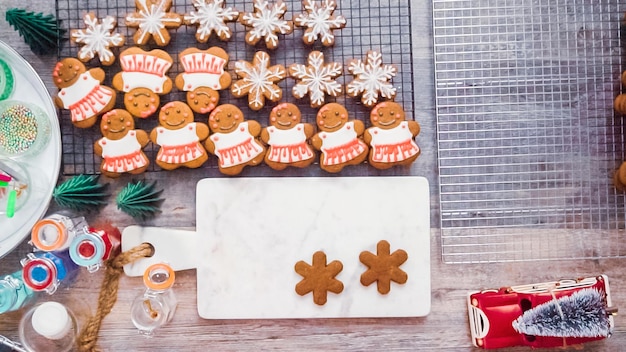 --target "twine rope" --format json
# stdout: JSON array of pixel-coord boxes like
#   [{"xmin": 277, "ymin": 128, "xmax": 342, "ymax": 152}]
[{"xmin": 76, "ymin": 243, "xmax": 154, "ymax": 352}]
